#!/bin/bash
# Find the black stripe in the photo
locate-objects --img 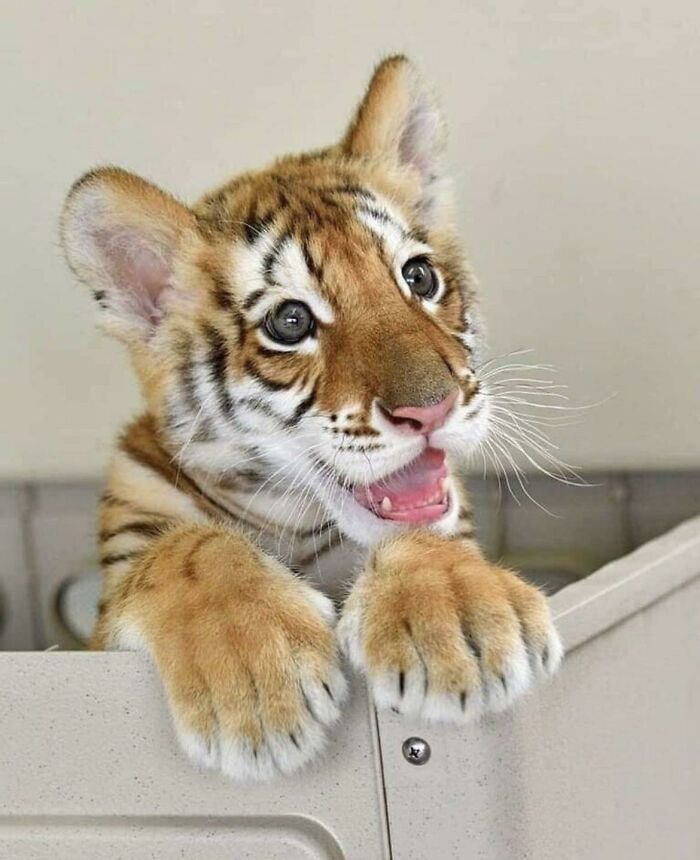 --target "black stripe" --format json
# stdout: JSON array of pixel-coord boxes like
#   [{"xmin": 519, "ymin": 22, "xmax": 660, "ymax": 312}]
[
  {"xmin": 262, "ymin": 232, "xmax": 289, "ymax": 284},
  {"xmin": 243, "ymin": 358, "xmax": 289, "ymax": 391},
  {"xmin": 100, "ymin": 550, "xmax": 144, "ymax": 568},
  {"xmin": 358, "ymin": 206, "xmax": 411, "ymax": 242},
  {"xmin": 100, "ymin": 493, "xmax": 175, "ymax": 521},
  {"xmin": 100, "ymin": 521, "xmax": 170, "ymax": 542},
  {"xmin": 202, "ymin": 323, "xmax": 233, "ymax": 416},
  {"xmin": 286, "ymin": 384, "xmax": 317, "ymax": 427},
  {"xmin": 257, "ymin": 346, "xmax": 290, "ymax": 358},
  {"xmin": 199, "ymin": 262, "xmax": 234, "ymax": 311},
  {"xmin": 295, "ymin": 520, "xmax": 335, "ymax": 539},
  {"xmin": 164, "ymin": 402, "xmax": 216, "ymax": 443},
  {"xmin": 232, "ymin": 307, "xmax": 247, "ymax": 347},
  {"xmin": 243, "ymin": 212, "xmax": 274, "ymax": 245},
  {"xmin": 409, "ymin": 227, "xmax": 429, "ymax": 244},
  {"xmin": 180, "ymin": 364, "xmax": 200, "ymax": 416},
  {"xmin": 358, "ymin": 205, "xmax": 390, "ymax": 223},
  {"xmin": 236, "ymin": 396, "xmax": 286, "ymax": 424},
  {"xmin": 300, "ymin": 236, "xmax": 324, "ymax": 282},
  {"xmin": 325, "ymin": 183, "xmax": 375, "ymax": 201},
  {"xmin": 296, "ymin": 536, "xmax": 341, "ymax": 567},
  {"xmin": 212, "ymin": 282, "xmax": 233, "ymax": 311},
  {"xmin": 243, "ymin": 288, "xmax": 266, "ymax": 311}
]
